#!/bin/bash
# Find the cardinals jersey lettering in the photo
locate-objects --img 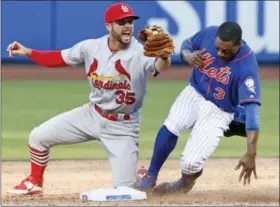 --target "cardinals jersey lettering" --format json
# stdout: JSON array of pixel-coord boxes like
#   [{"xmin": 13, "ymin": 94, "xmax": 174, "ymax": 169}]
[{"xmin": 61, "ymin": 35, "xmax": 156, "ymax": 114}]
